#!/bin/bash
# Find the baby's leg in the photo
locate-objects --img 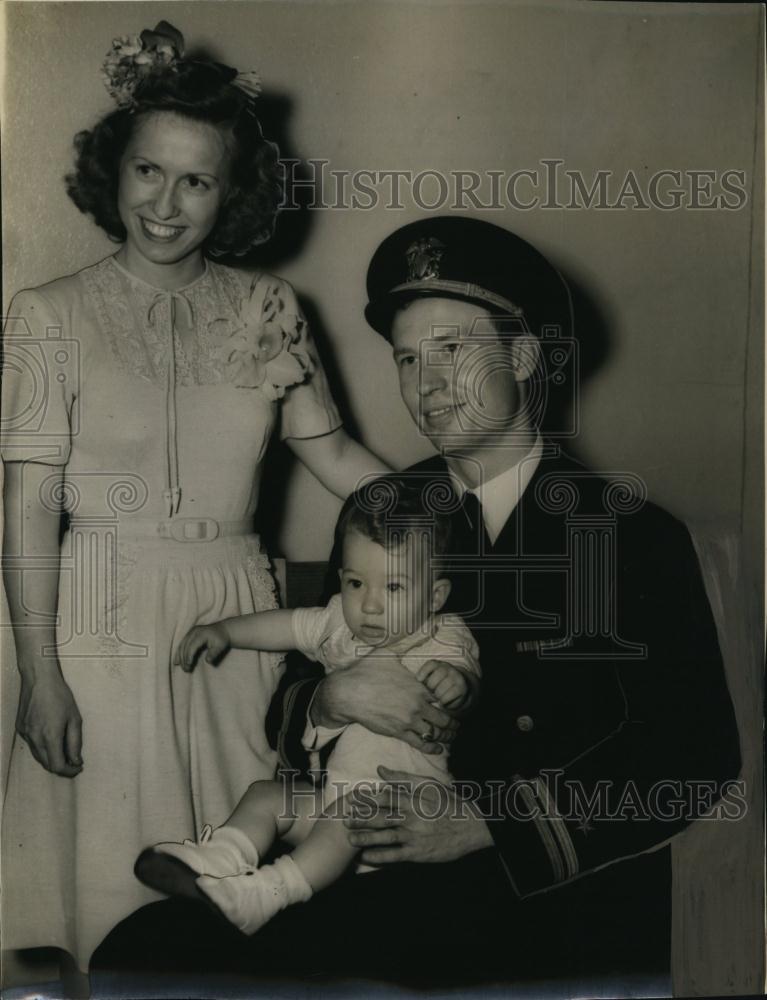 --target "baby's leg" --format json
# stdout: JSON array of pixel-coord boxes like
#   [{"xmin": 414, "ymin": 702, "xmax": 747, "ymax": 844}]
[
  {"xmin": 290, "ymin": 794, "xmax": 358, "ymax": 892},
  {"xmin": 227, "ymin": 777, "xmax": 320, "ymax": 854},
  {"xmin": 136, "ymin": 779, "xmax": 319, "ymax": 899},
  {"xmin": 197, "ymin": 791, "xmax": 359, "ymax": 935}
]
